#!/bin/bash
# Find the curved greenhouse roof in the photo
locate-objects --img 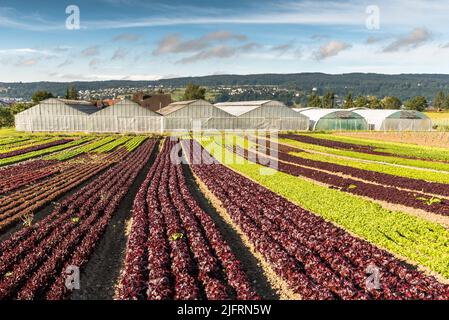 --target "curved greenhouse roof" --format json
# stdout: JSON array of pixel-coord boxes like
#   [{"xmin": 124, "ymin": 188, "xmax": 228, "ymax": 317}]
[
  {"xmin": 215, "ymin": 100, "xmax": 309, "ymax": 130},
  {"xmin": 298, "ymin": 108, "xmax": 368, "ymax": 131},
  {"xmin": 353, "ymin": 109, "xmax": 432, "ymax": 131}
]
